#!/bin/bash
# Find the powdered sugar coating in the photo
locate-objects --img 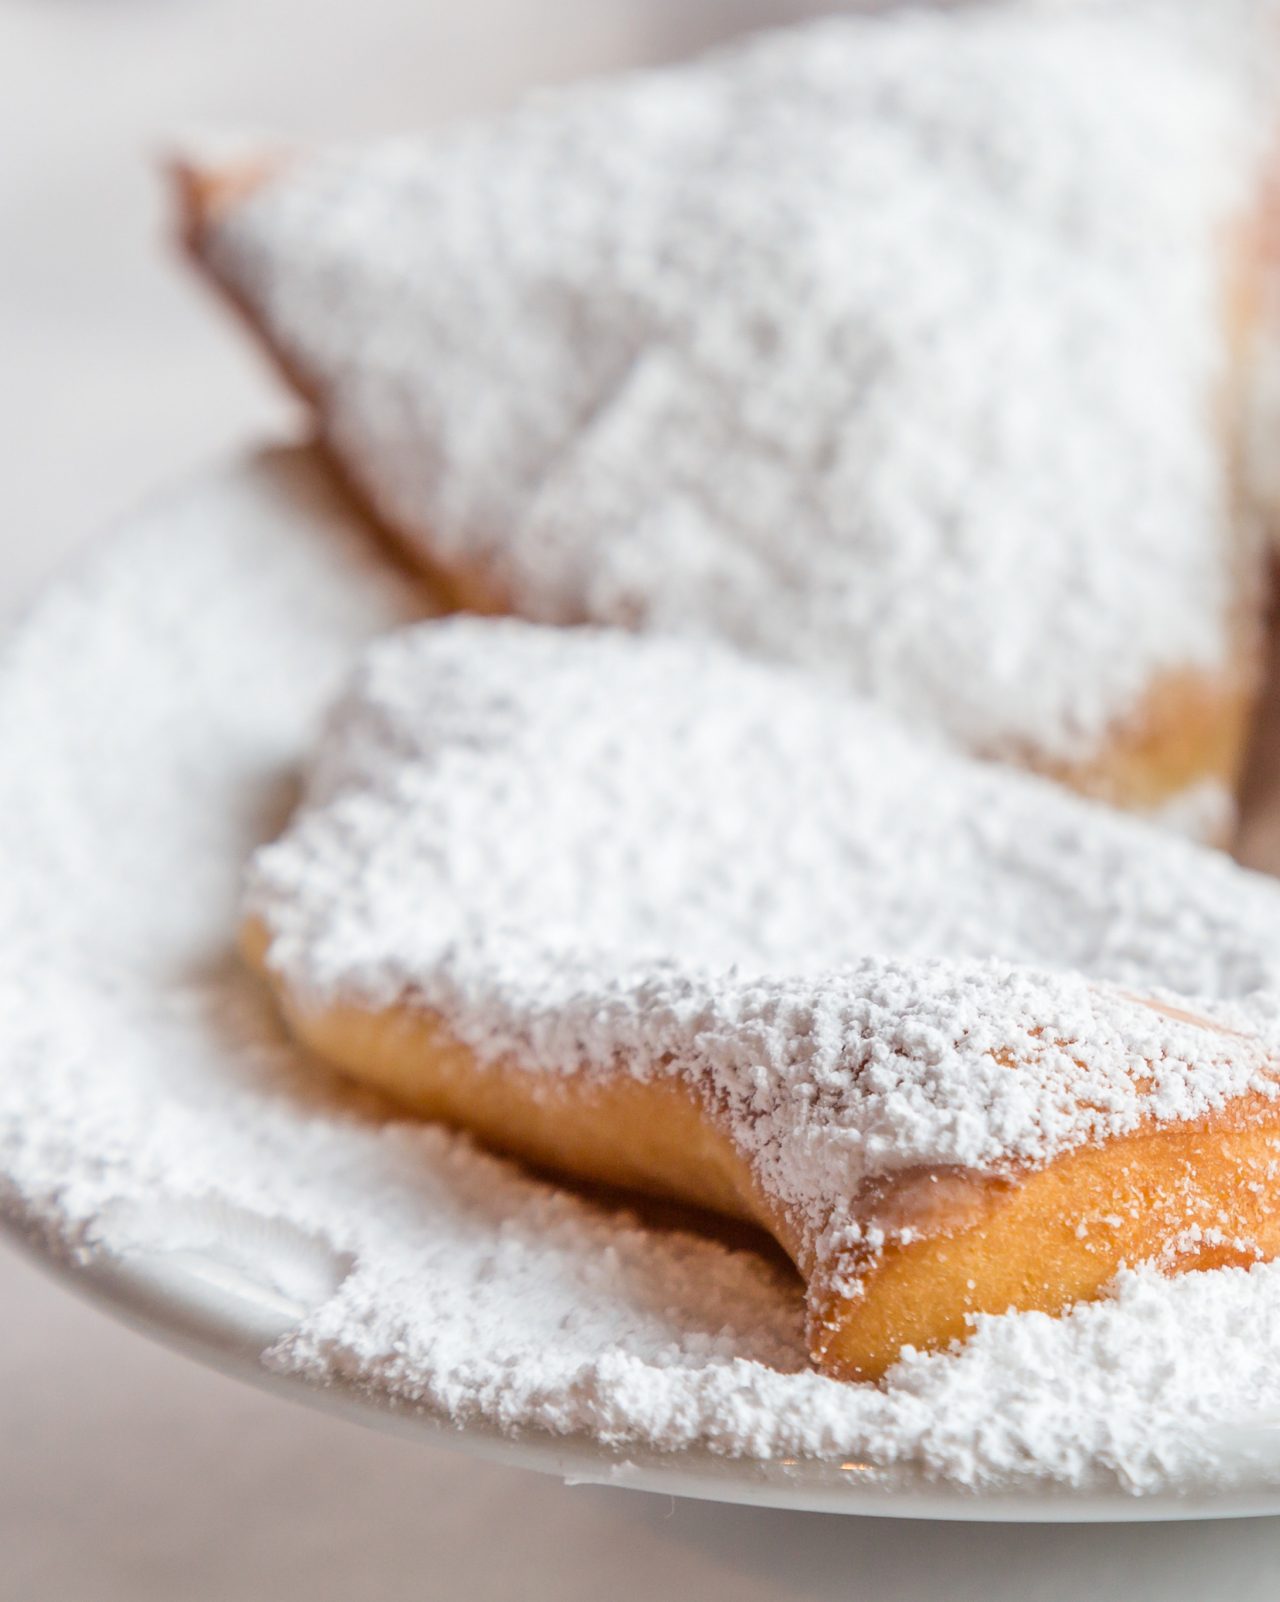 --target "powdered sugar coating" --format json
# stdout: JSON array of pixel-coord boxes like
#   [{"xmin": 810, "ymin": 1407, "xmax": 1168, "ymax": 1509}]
[
  {"xmin": 248, "ymin": 619, "xmax": 1280, "ymax": 1264},
  {"xmin": 200, "ymin": 1, "xmax": 1273, "ymax": 766},
  {"xmin": 9, "ymin": 448, "xmax": 1280, "ymax": 1494}
]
